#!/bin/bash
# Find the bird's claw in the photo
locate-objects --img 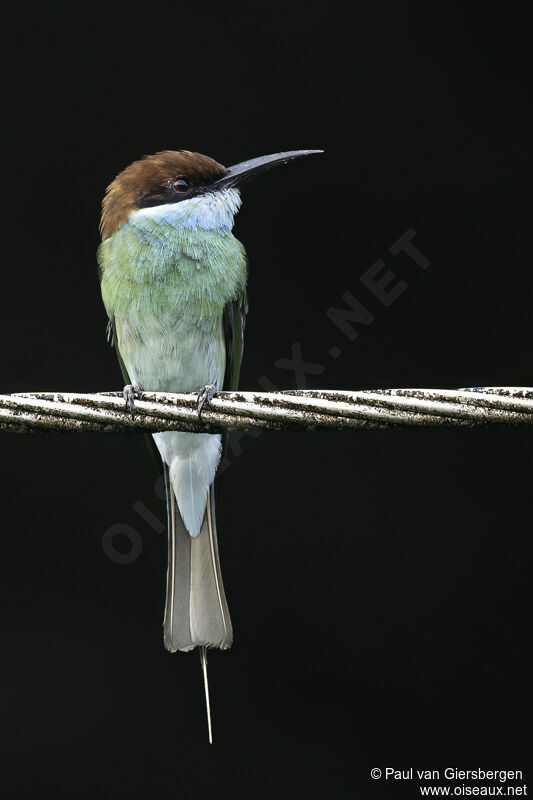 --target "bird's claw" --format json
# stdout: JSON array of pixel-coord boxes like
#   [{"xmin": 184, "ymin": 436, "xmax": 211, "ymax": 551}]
[
  {"xmin": 123, "ymin": 385, "xmax": 140, "ymax": 419},
  {"xmin": 197, "ymin": 384, "xmax": 217, "ymax": 420}
]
